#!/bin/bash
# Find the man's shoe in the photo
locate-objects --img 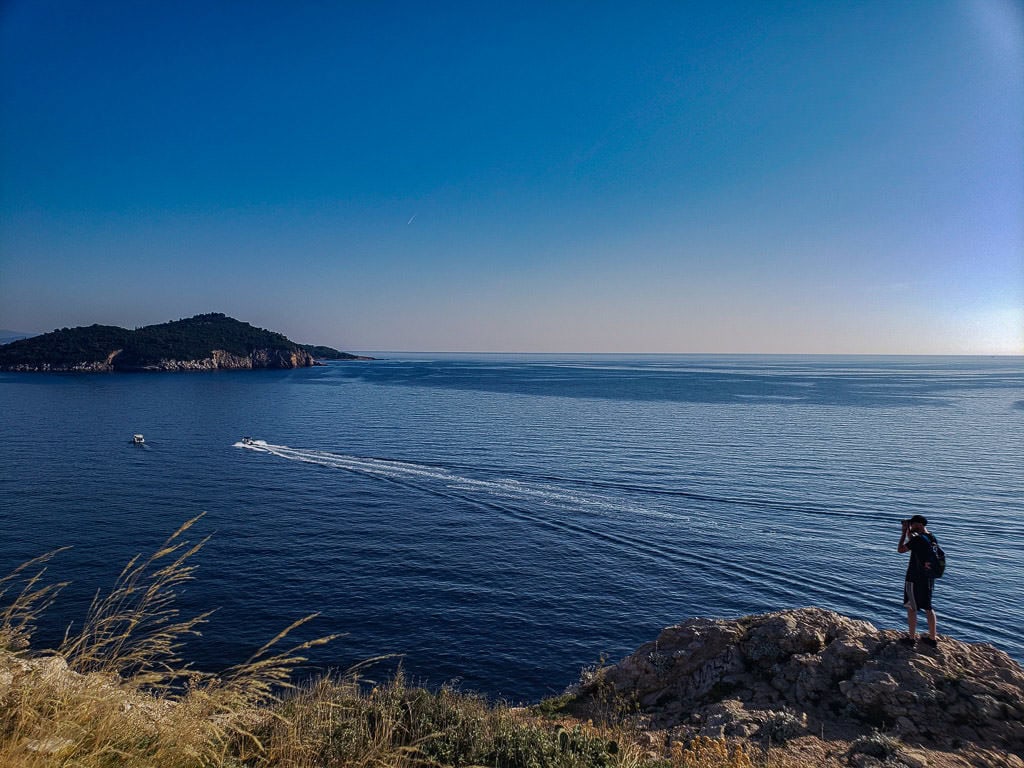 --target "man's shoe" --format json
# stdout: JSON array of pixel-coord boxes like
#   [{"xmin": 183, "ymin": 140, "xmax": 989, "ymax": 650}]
[
  {"xmin": 920, "ymin": 636, "xmax": 938, "ymax": 647},
  {"xmin": 899, "ymin": 636, "xmax": 917, "ymax": 647}
]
